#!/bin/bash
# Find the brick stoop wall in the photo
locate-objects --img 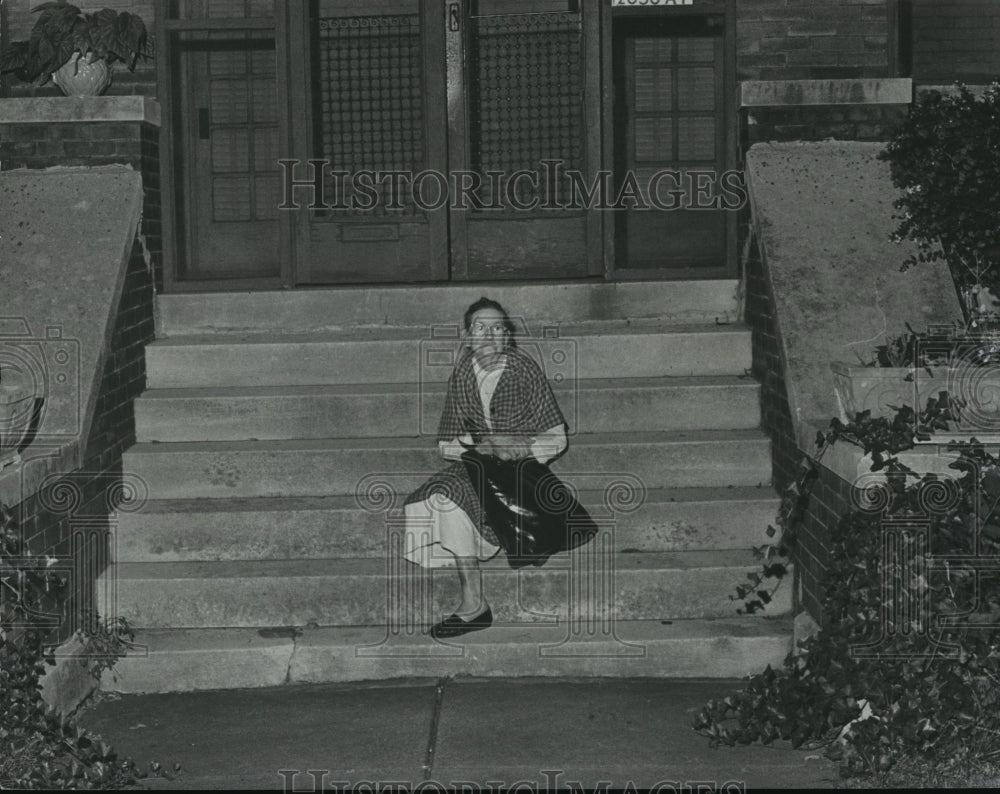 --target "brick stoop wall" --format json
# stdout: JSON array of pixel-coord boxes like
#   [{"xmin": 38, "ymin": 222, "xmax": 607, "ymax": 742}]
[
  {"xmin": 0, "ymin": 109, "xmax": 162, "ymax": 291},
  {"xmin": 10, "ymin": 239, "xmax": 155, "ymax": 643},
  {"xmin": 0, "ymin": 101, "xmax": 159, "ymax": 664},
  {"xmin": 744, "ymin": 229, "xmax": 857, "ymax": 623}
]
